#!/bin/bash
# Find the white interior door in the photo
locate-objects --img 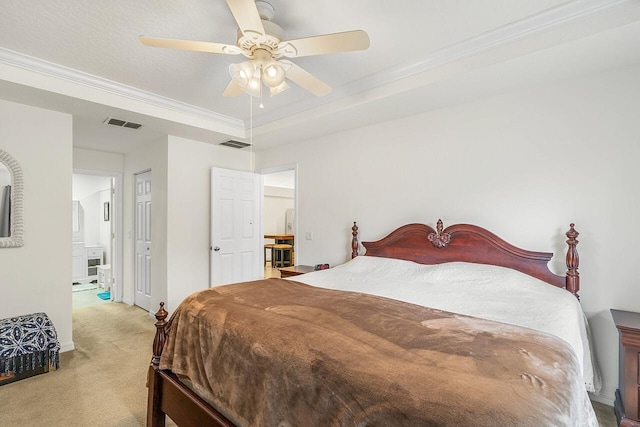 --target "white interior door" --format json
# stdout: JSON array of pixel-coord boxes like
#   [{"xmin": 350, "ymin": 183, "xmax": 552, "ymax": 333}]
[
  {"xmin": 211, "ymin": 168, "xmax": 261, "ymax": 286},
  {"xmin": 134, "ymin": 170, "xmax": 151, "ymax": 310},
  {"xmin": 109, "ymin": 178, "xmax": 115, "ymax": 291}
]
